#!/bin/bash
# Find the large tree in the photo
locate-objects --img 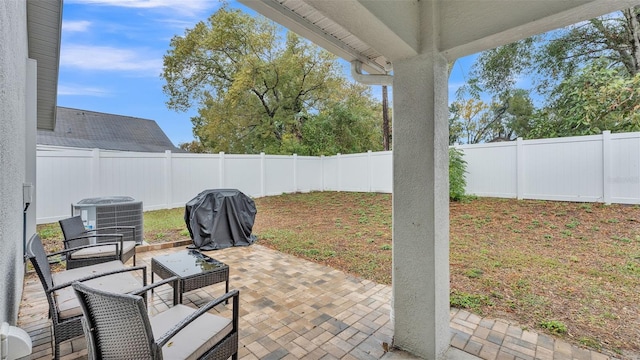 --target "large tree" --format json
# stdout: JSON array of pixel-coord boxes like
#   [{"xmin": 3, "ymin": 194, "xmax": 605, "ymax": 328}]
[
  {"xmin": 163, "ymin": 6, "xmax": 382, "ymax": 154},
  {"xmin": 458, "ymin": 6, "xmax": 640, "ymax": 139},
  {"xmin": 449, "ymin": 90, "xmax": 534, "ymax": 144},
  {"xmin": 469, "ymin": 6, "xmax": 640, "ymax": 97},
  {"xmin": 528, "ymin": 62, "xmax": 640, "ymax": 138}
]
